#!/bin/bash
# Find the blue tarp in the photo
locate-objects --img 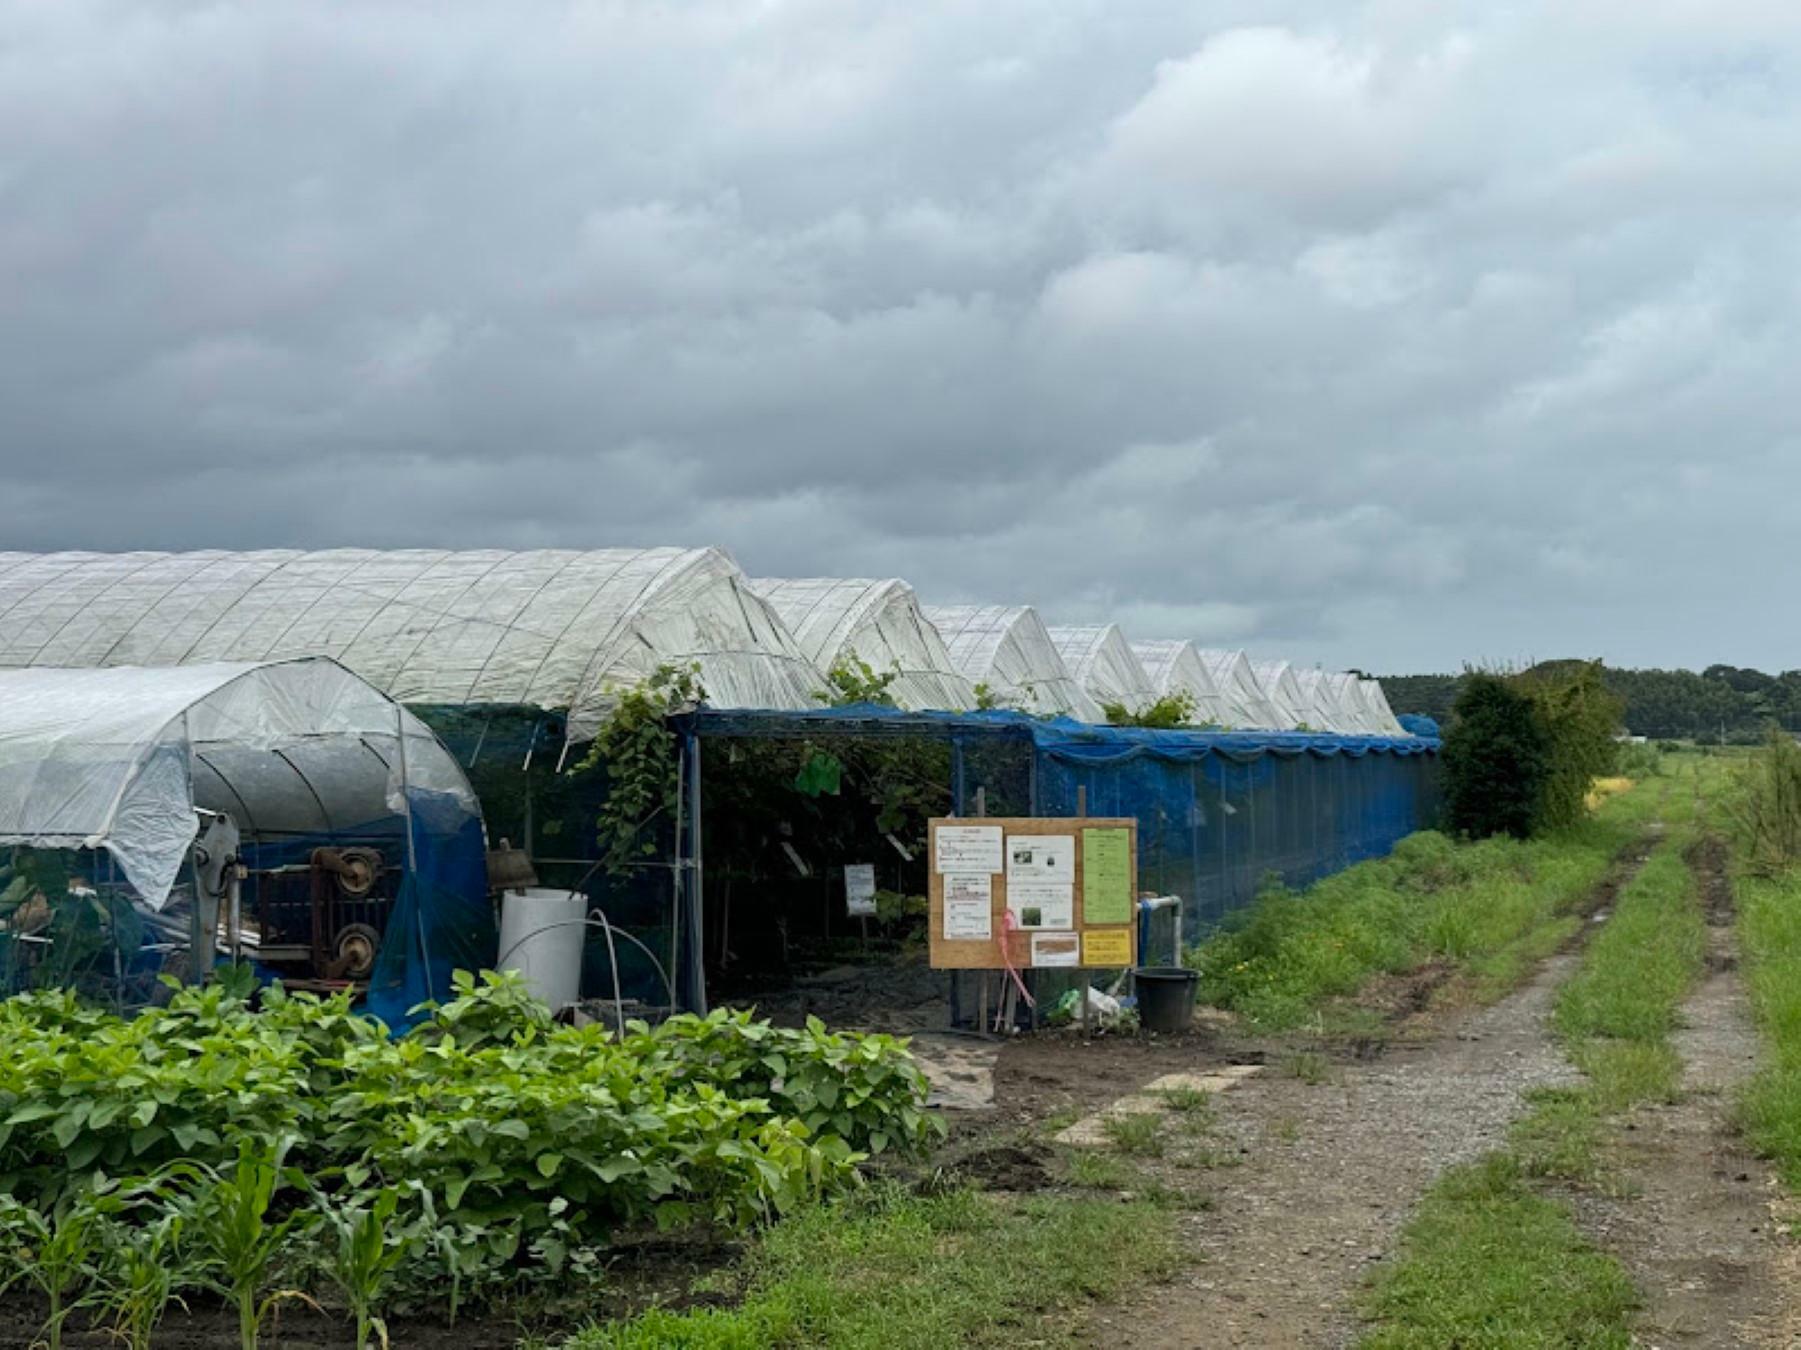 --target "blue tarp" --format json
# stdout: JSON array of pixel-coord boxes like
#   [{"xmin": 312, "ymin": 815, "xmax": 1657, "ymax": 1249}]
[{"xmin": 691, "ymin": 705, "xmax": 1442, "ymax": 933}]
